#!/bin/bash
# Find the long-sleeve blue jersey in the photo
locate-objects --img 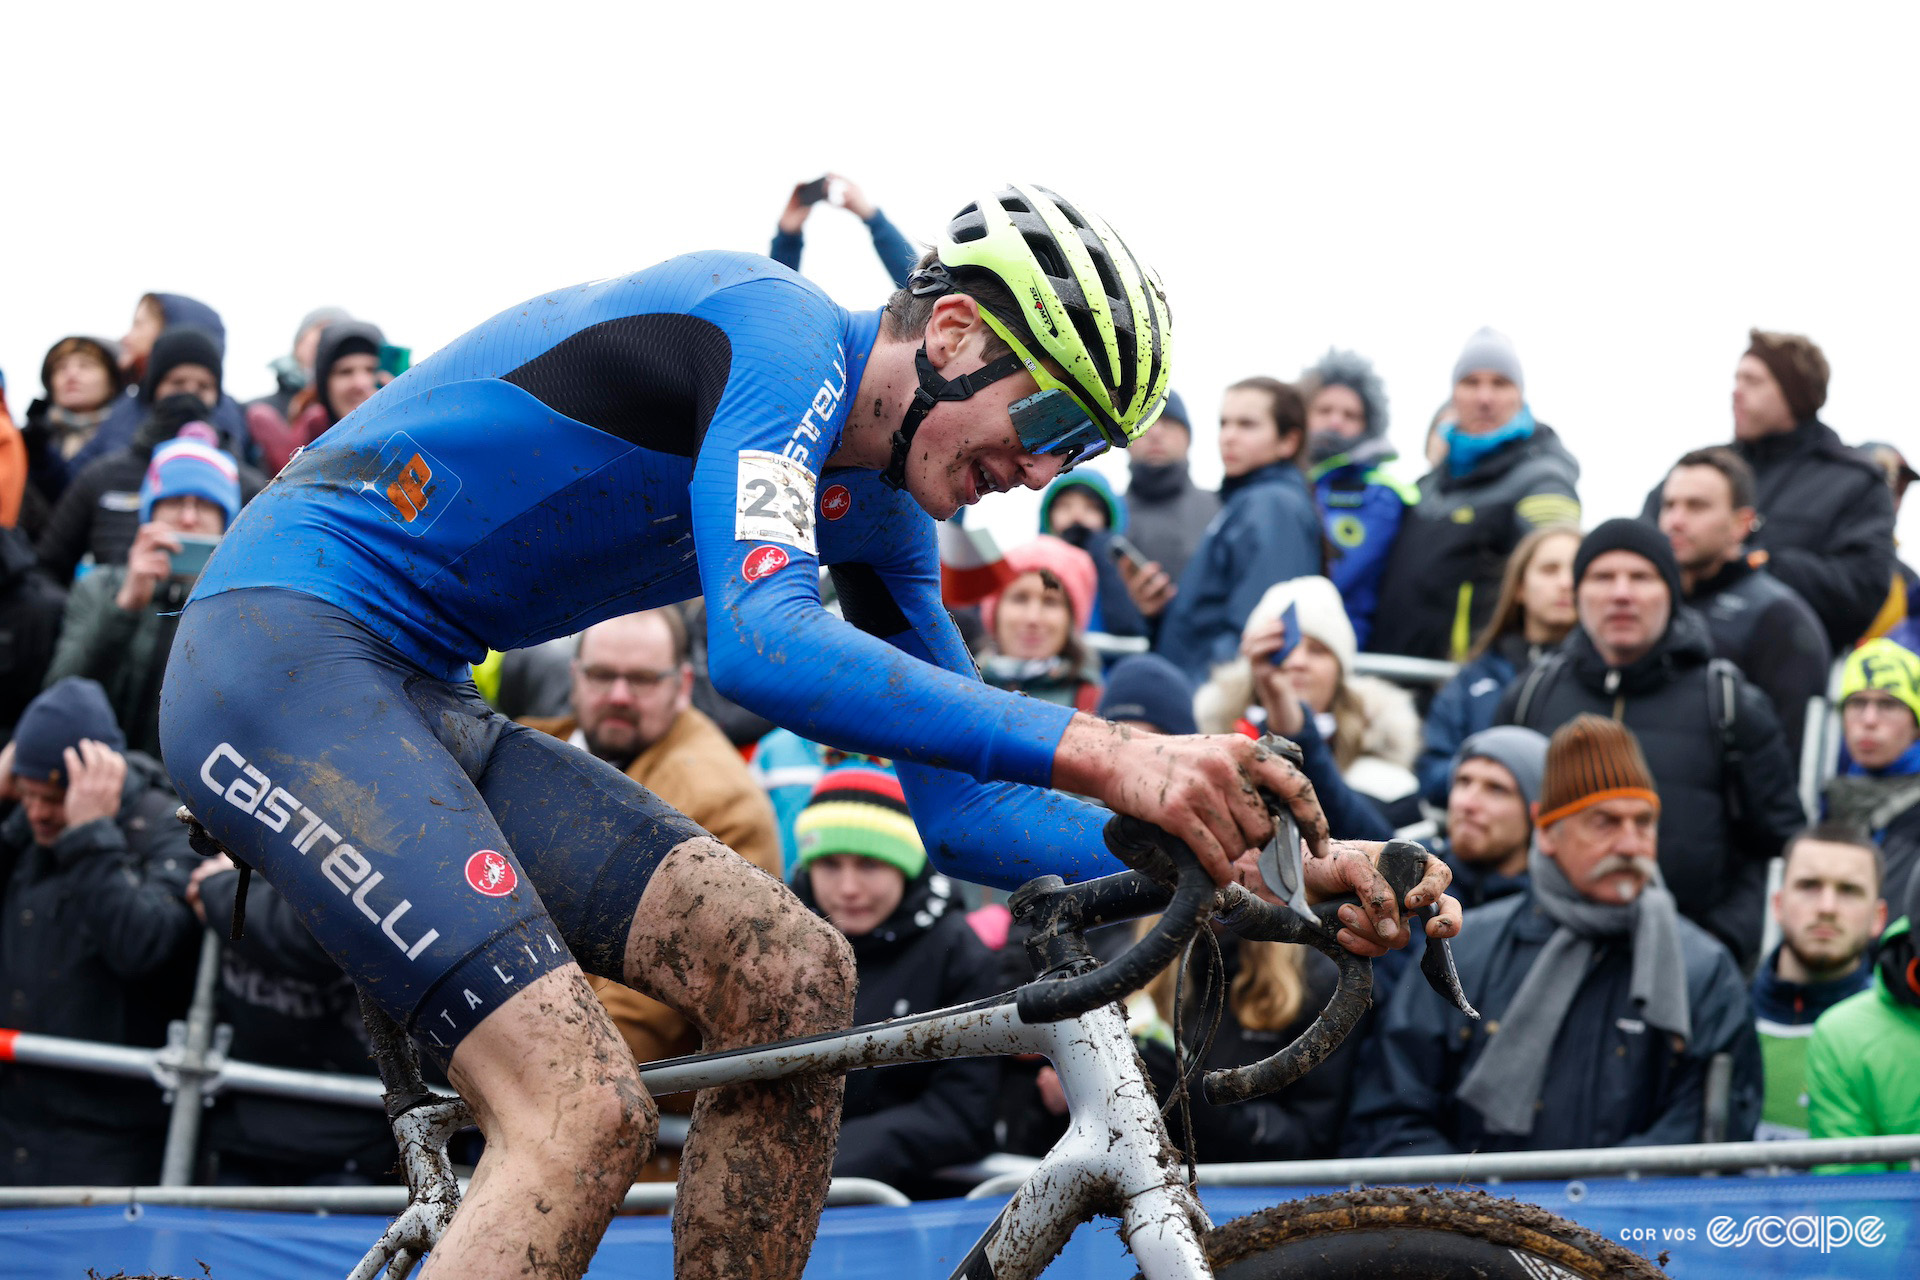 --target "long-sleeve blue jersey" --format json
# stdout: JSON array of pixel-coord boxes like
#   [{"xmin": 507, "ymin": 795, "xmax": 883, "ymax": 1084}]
[{"xmin": 193, "ymin": 251, "xmax": 1119, "ymax": 889}]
